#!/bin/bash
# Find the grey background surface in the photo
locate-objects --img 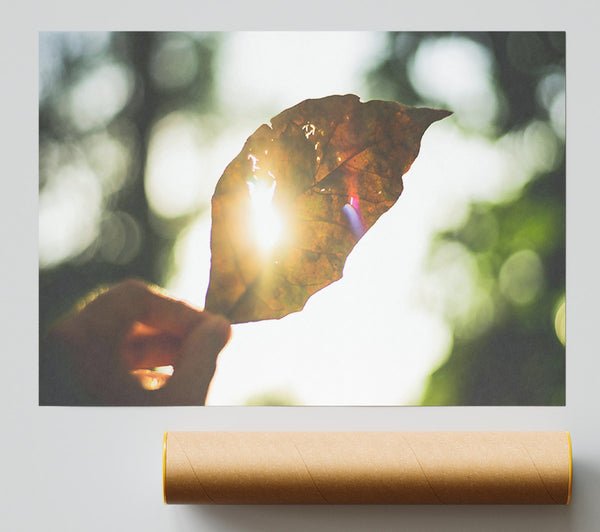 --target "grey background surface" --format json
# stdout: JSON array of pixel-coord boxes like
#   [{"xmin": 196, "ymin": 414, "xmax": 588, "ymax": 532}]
[{"xmin": 3, "ymin": 1, "xmax": 599, "ymax": 530}]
